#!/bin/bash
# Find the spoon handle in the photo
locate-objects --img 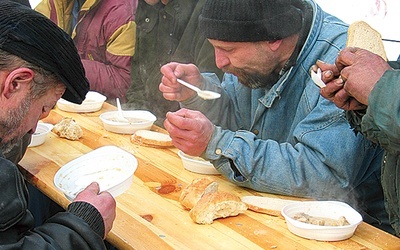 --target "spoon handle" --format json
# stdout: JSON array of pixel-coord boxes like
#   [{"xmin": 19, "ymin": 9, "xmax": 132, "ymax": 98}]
[{"xmin": 177, "ymin": 79, "xmax": 201, "ymax": 93}]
